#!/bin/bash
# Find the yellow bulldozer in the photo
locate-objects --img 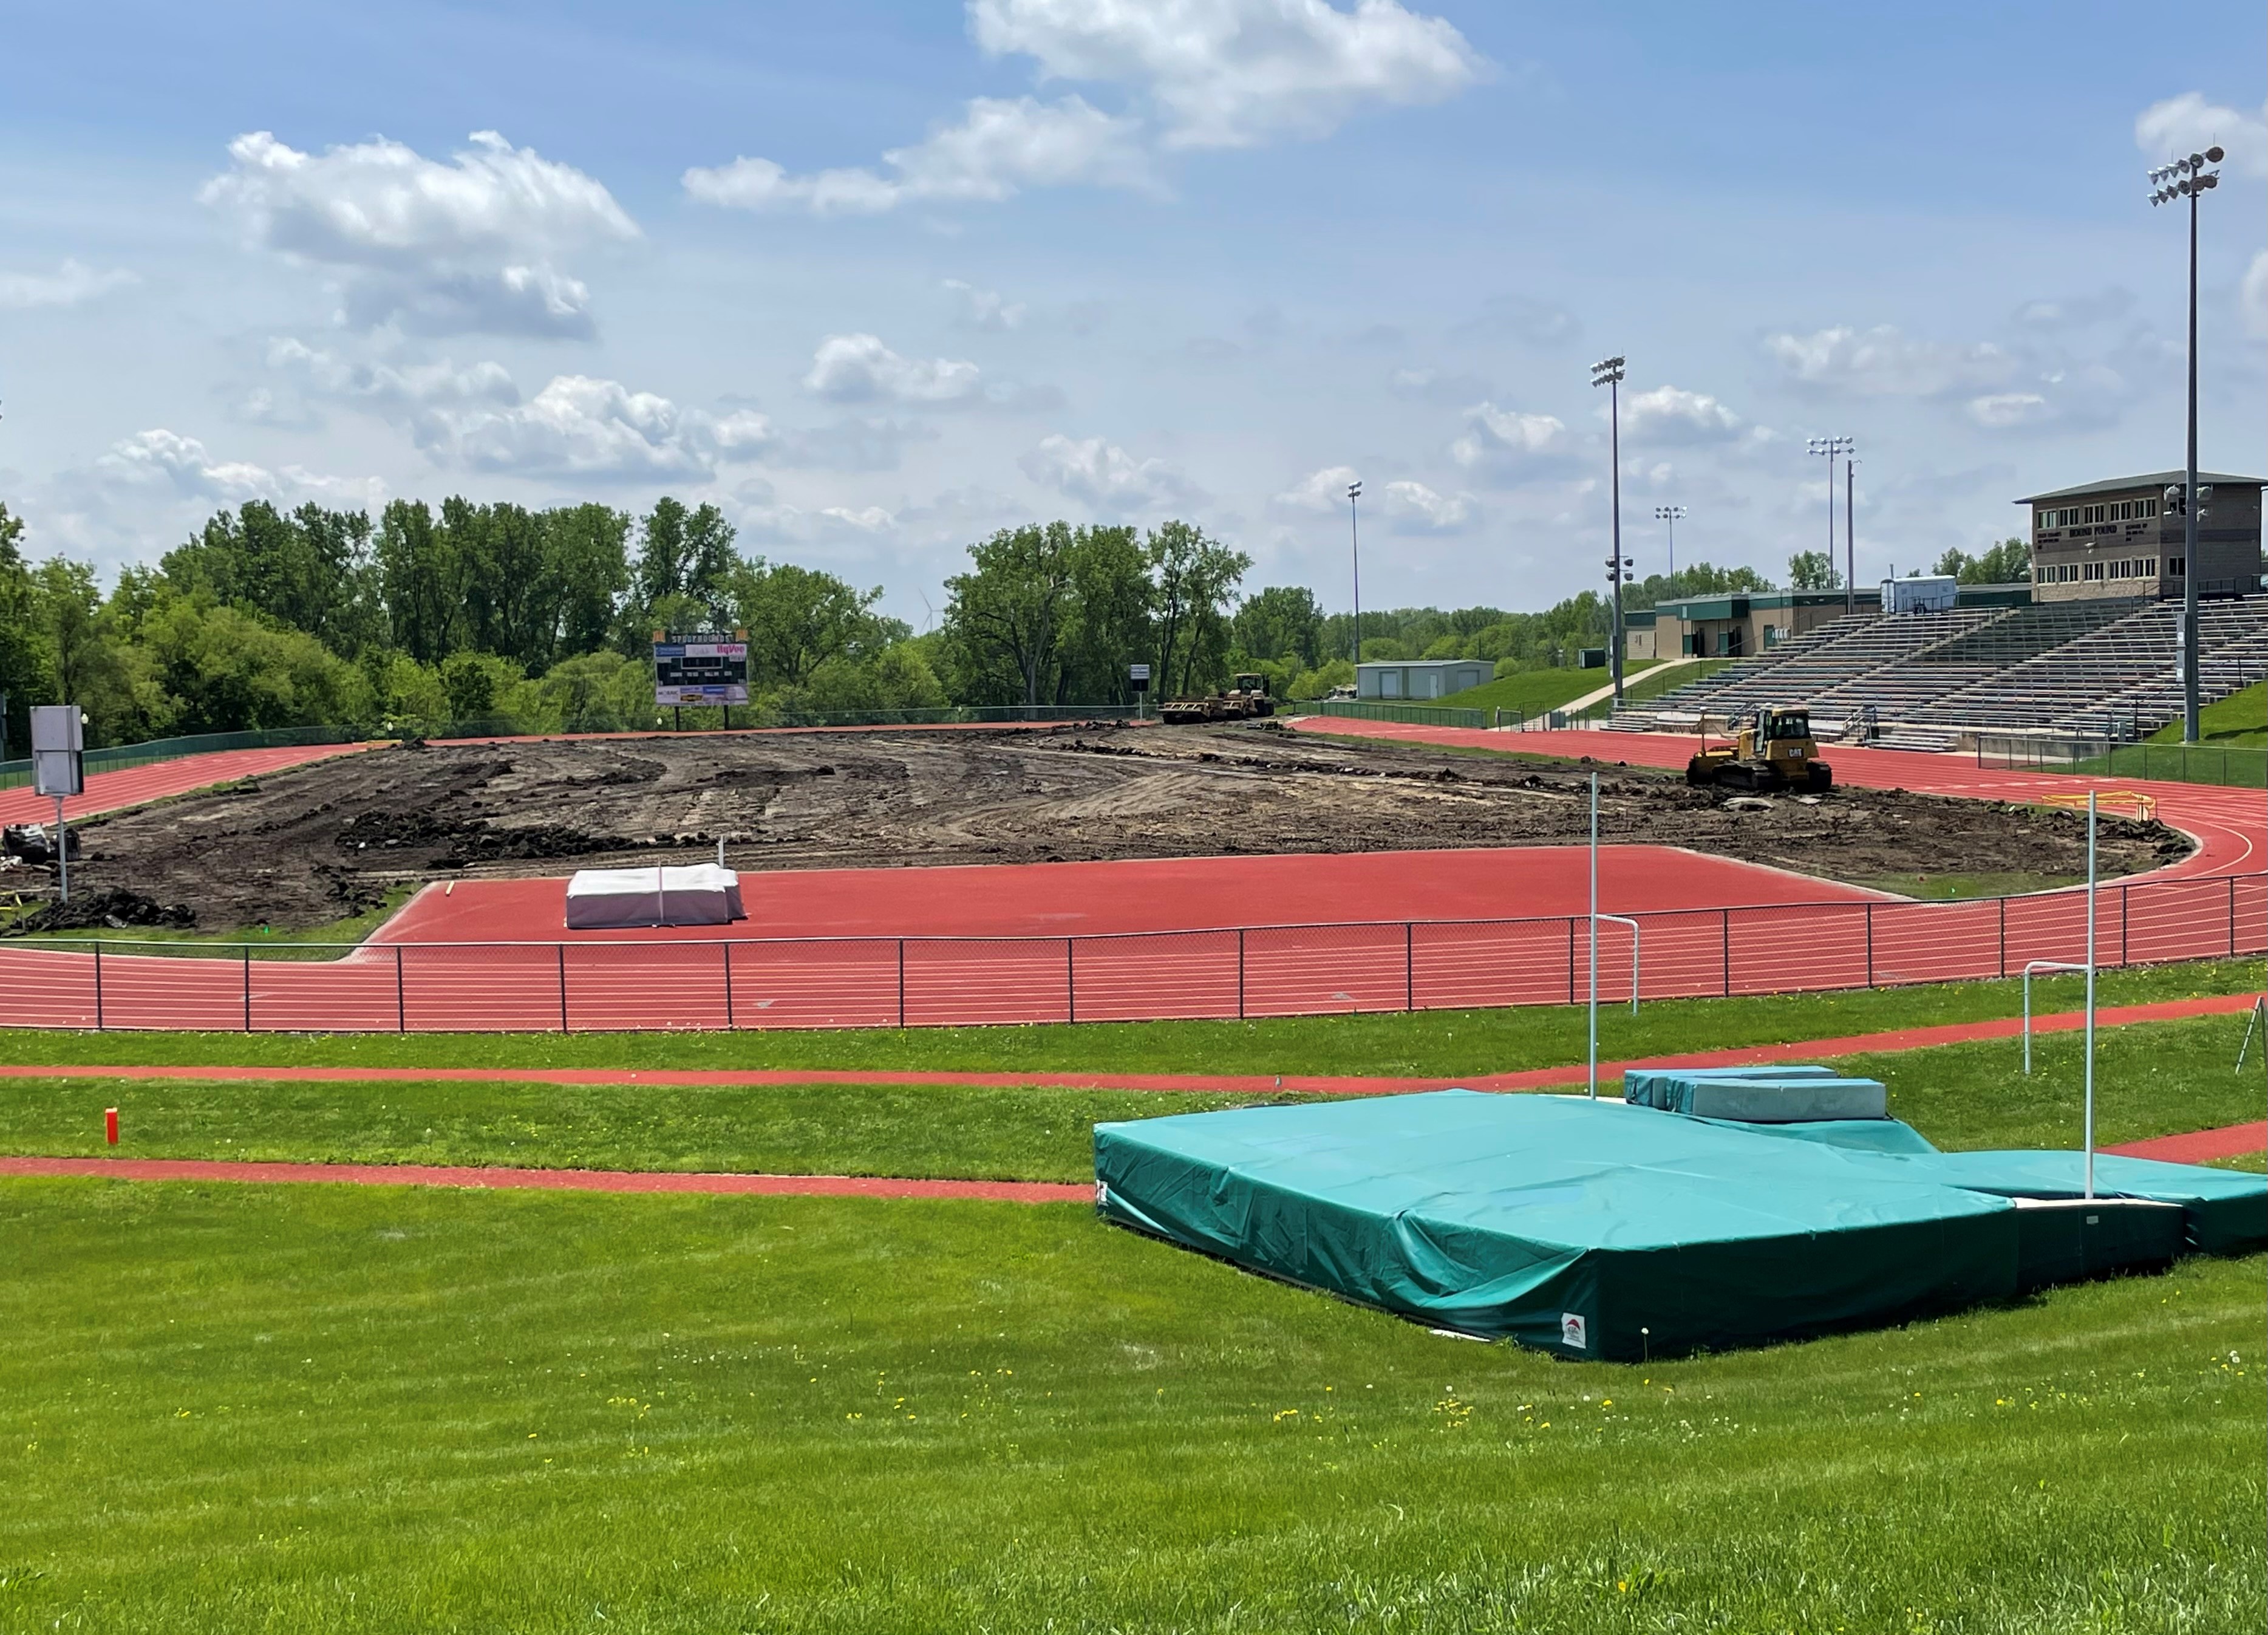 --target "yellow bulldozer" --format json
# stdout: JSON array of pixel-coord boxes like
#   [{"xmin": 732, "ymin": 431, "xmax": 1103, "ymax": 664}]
[
  {"xmin": 1160, "ymin": 673, "xmax": 1276, "ymax": 725},
  {"xmin": 1686, "ymin": 706, "xmax": 1833, "ymax": 792}
]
